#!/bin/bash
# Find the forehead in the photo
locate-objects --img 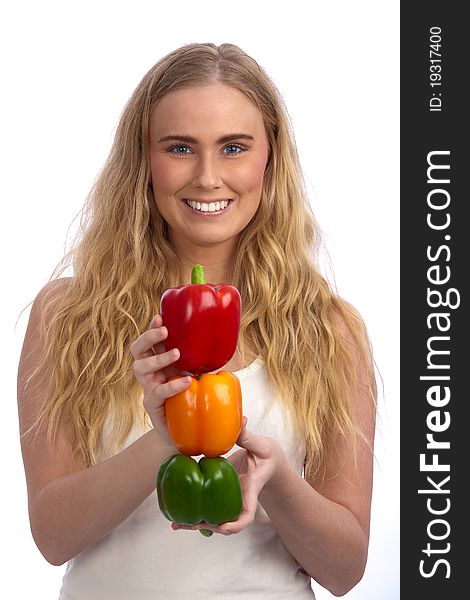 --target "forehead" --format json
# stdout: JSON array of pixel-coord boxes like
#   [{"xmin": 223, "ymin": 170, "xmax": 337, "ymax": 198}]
[{"xmin": 150, "ymin": 84, "xmax": 265, "ymax": 137}]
